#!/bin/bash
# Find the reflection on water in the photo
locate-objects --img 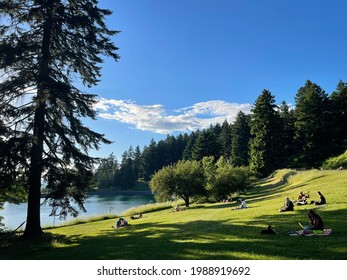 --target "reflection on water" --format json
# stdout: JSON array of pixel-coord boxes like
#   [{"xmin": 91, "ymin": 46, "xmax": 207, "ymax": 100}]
[{"xmin": 1, "ymin": 194, "xmax": 154, "ymax": 230}]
